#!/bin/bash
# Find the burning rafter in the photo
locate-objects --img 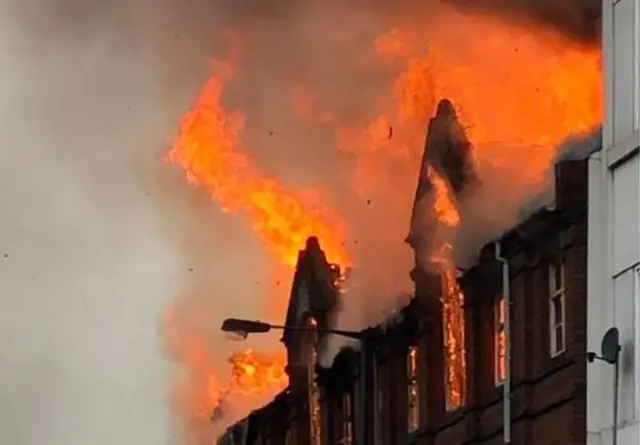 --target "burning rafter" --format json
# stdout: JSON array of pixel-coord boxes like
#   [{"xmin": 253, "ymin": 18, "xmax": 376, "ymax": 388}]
[
  {"xmin": 407, "ymin": 99, "xmax": 470, "ymax": 411},
  {"xmin": 439, "ymin": 247, "xmax": 467, "ymax": 410}
]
